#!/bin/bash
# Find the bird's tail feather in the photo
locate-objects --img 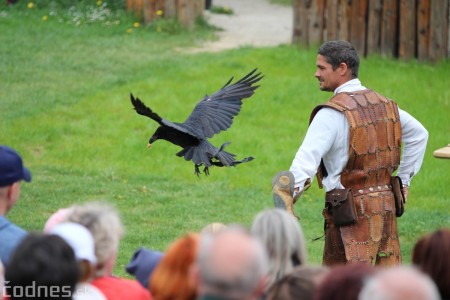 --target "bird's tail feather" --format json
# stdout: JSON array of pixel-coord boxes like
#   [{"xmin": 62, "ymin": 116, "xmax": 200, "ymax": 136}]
[
  {"xmin": 213, "ymin": 142, "xmax": 253, "ymax": 167},
  {"xmin": 177, "ymin": 143, "xmax": 214, "ymax": 167},
  {"xmin": 177, "ymin": 141, "xmax": 253, "ymax": 169},
  {"xmin": 214, "ymin": 149, "xmax": 236, "ymax": 167}
]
